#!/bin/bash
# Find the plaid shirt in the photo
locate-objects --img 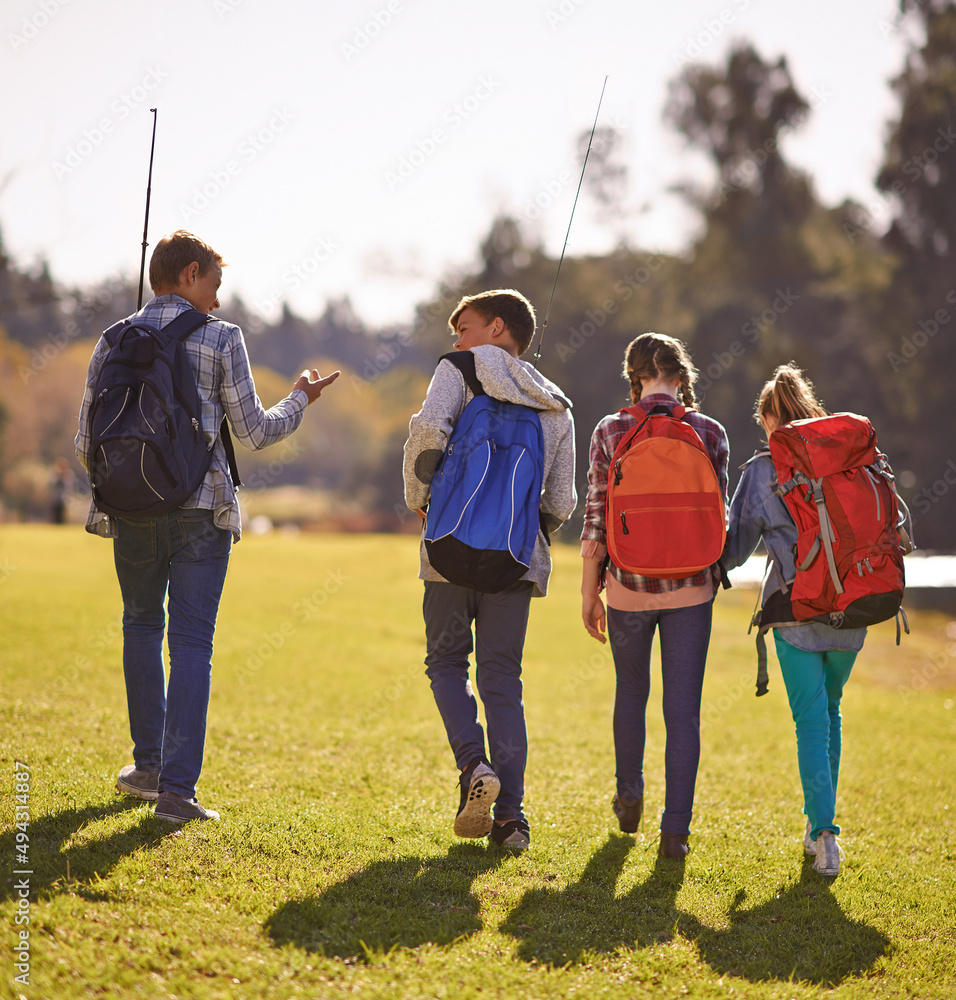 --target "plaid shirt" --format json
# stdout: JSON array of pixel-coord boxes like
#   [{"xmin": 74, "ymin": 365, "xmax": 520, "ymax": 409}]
[
  {"xmin": 75, "ymin": 294, "xmax": 308, "ymax": 541},
  {"xmin": 581, "ymin": 394, "xmax": 730, "ymax": 593}
]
